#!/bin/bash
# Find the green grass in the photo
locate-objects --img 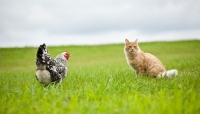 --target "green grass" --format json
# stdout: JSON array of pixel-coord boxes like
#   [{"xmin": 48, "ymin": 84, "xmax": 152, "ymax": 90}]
[{"xmin": 0, "ymin": 40, "xmax": 200, "ymax": 114}]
